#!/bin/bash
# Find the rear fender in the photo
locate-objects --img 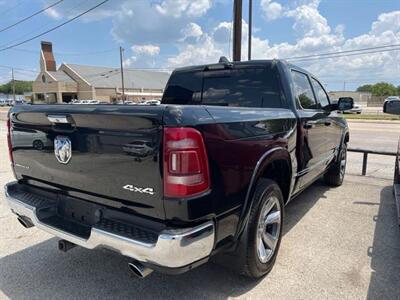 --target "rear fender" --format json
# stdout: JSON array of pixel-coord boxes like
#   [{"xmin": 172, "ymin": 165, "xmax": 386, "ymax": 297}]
[{"xmin": 234, "ymin": 147, "xmax": 292, "ymax": 240}]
